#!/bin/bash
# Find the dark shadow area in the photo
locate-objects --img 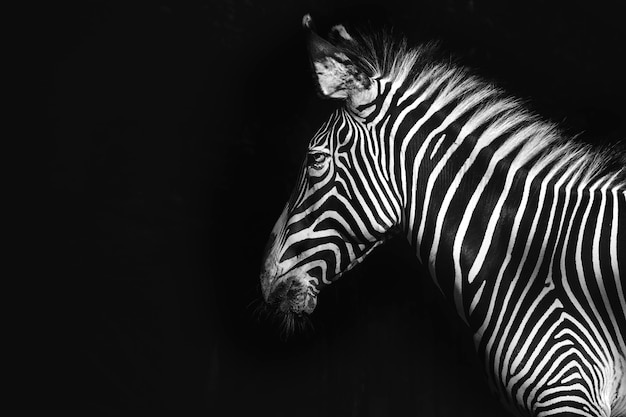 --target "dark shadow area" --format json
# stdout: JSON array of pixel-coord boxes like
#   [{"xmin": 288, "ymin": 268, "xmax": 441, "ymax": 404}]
[{"xmin": 40, "ymin": 1, "xmax": 624, "ymax": 416}]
